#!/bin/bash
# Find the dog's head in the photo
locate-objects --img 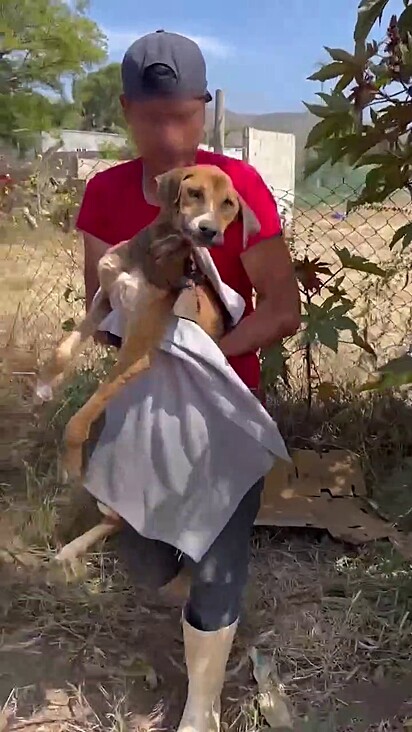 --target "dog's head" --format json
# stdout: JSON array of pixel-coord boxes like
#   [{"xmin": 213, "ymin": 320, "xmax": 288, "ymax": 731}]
[{"xmin": 155, "ymin": 164, "xmax": 261, "ymax": 248}]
